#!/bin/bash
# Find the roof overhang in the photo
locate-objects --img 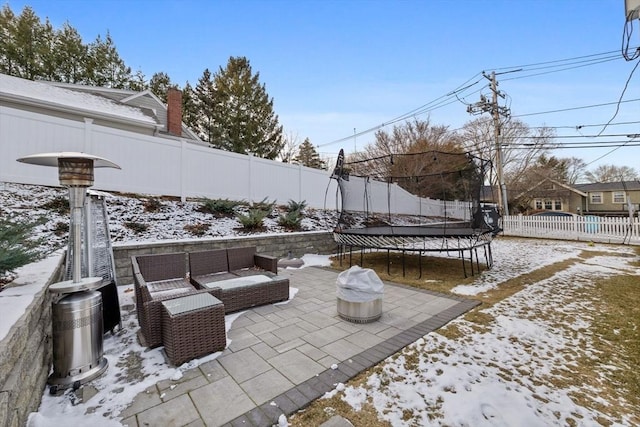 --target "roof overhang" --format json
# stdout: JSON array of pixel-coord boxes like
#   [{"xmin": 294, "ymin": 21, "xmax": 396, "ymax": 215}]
[{"xmin": 1, "ymin": 91, "xmax": 163, "ymax": 130}]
